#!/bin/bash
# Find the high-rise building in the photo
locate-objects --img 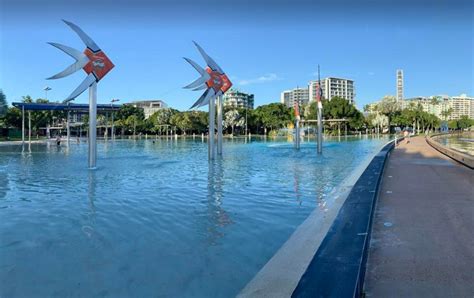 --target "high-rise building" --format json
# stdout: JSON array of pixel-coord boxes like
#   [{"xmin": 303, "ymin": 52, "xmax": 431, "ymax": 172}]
[
  {"xmin": 281, "ymin": 90, "xmax": 292, "ymax": 108},
  {"xmin": 396, "ymin": 69, "xmax": 404, "ymax": 102},
  {"xmin": 401, "ymin": 96, "xmax": 448, "ymax": 119},
  {"xmin": 223, "ymin": 89, "xmax": 254, "ymax": 109},
  {"xmin": 309, "ymin": 77, "xmax": 355, "ymax": 104},
  {"xmin": 130, "ymin": 100, "xmax": 168, "ymax": 119},
  {"xmin": 451, "ymin": 94, "xmax": 474, "ymax": 119},
  {"xmin": 402, "ymin": 94, "xmax": 473, "ymax": 120},
  {"xmin": 280, "ymin": 87, "xmax": 310, "ymax": 108}
]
